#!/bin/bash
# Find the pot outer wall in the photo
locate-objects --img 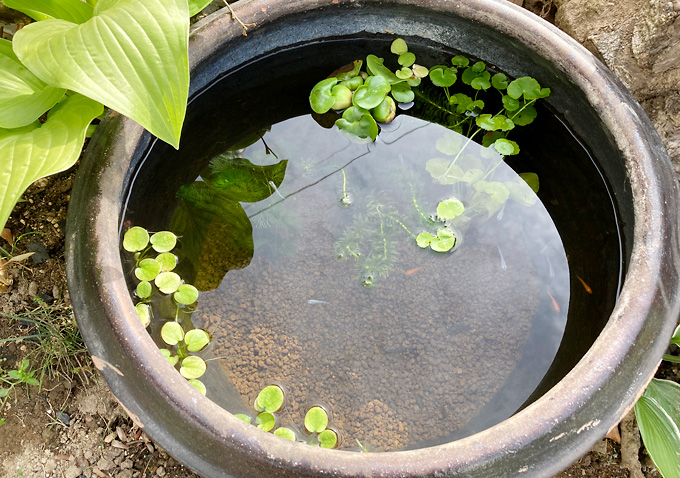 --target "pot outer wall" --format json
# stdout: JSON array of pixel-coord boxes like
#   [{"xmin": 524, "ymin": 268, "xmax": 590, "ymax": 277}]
[{"xmin": 65, "ymin": 0, "xmax": 680, "ymax": 477}]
